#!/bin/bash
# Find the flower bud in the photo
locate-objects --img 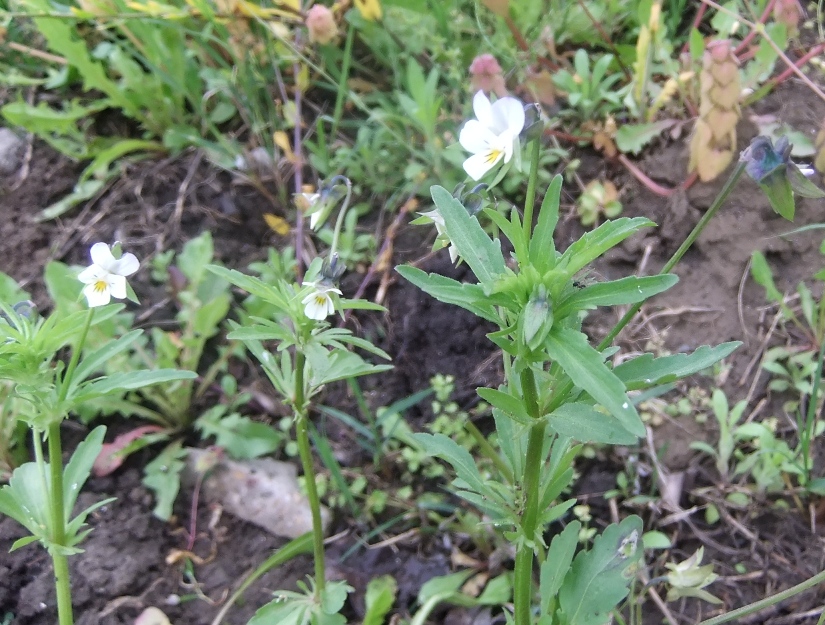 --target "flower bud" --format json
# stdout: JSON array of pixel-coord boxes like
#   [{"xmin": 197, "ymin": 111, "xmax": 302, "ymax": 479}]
[
  {"xmin": 306, "ymin": 5, "xmax": 338, "ymax": 45},
  {"xmin": 469, "ymin": 53, "xmax": 507, "ymax": 97},
  {"xmin": 520, "ymin": 102, "xmax": 546, "ymax": 142},
  {"xmin": 773, "ymin": 0, "xmax": 803, "ymax": 38},
  {"xmin": 521, "ymin": 285, "xmax": 553, "ymax": 351}
]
